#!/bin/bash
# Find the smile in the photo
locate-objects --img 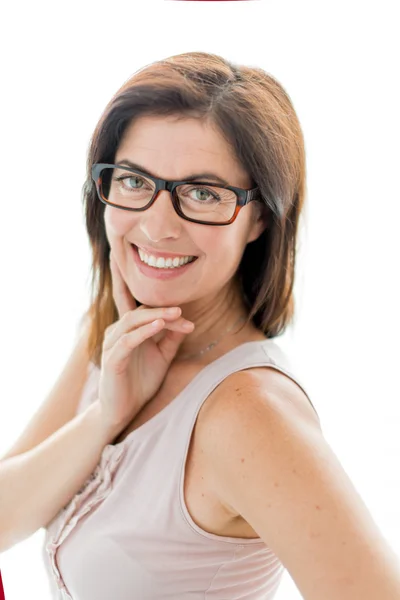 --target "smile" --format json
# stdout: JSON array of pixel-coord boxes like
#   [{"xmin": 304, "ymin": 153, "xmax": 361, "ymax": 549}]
[
  {"xmin": 131, "ymin": 244, "xmax": 198, "ymax": 280},
  {"xmin": 137, "ymin": 247, "xmax": 196, "ymax": 269}
]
